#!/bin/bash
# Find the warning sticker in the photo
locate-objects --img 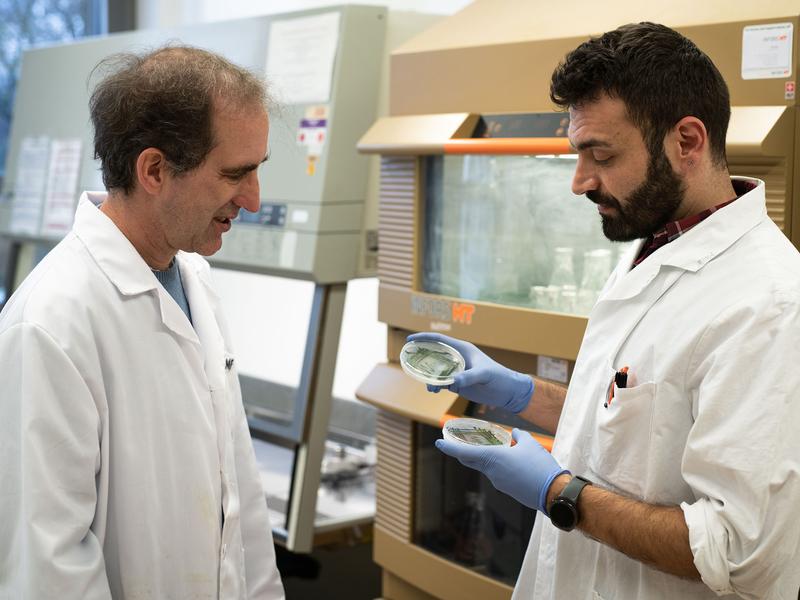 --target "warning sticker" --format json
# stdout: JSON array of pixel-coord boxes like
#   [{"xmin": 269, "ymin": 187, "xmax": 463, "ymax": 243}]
[{"xmin": 296, "ymin": 105, "xmax": 329, "ymax": 158}]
